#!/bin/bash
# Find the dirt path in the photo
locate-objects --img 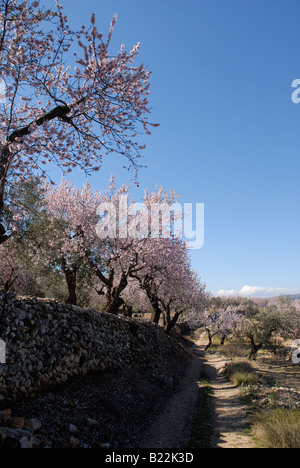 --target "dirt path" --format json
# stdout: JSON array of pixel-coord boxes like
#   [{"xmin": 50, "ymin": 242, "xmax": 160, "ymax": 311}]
[
  {"xmin": 138, "ymin": 343, "xmax": 203, "ymax": 448},
  {"xmin": 203, "ymin": 354, "xmax": 255, "ymax": 448},
  {"xmin": 139, "ymin": 335, "xmax": 255, "ymax": 449},
  {"xmin": 198, "ymin": 333, "xmax": 255, "ymax": 448}
]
